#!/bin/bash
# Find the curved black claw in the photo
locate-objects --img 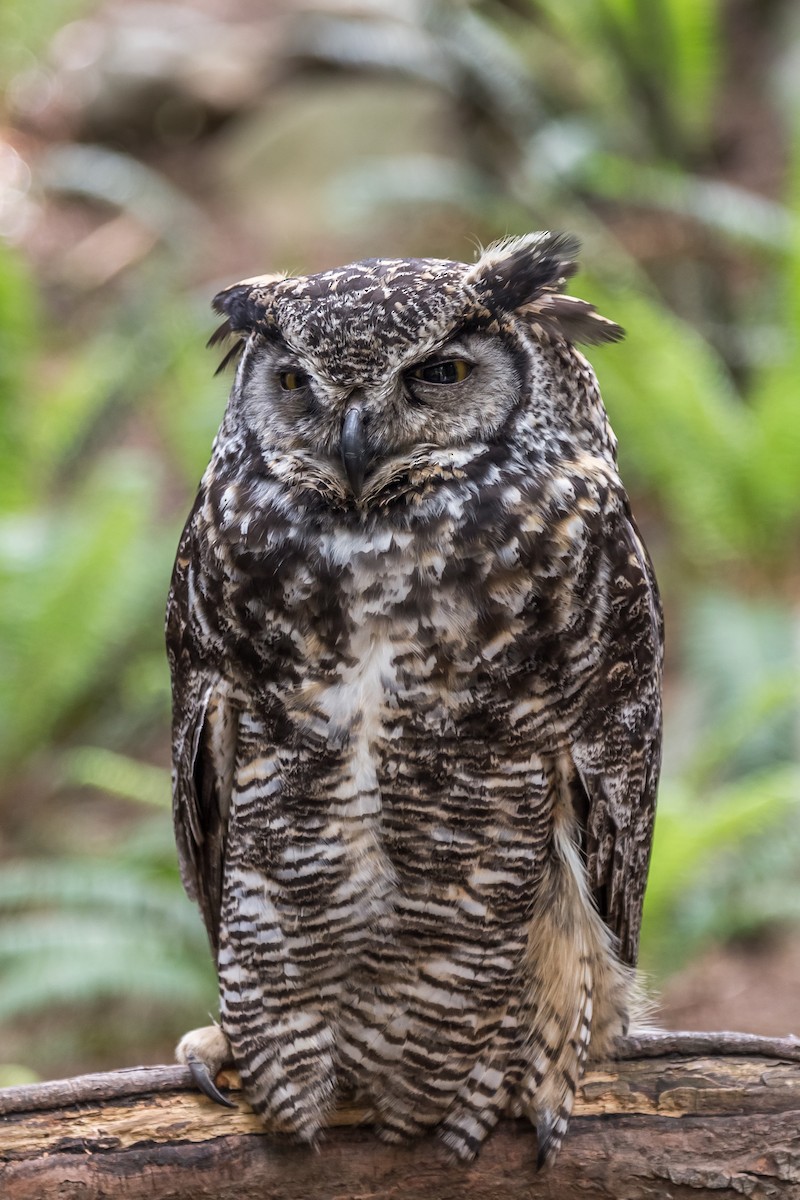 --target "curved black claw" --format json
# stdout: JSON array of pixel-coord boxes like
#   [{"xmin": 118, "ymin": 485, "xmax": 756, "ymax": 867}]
[
  {"xmin": 535, "ymin": 1110, "xmax": 562, "ymax": 1171},
  {"xmin": 187, "ymin": 1054, "xmax": 237, "ymax": 1109}
]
